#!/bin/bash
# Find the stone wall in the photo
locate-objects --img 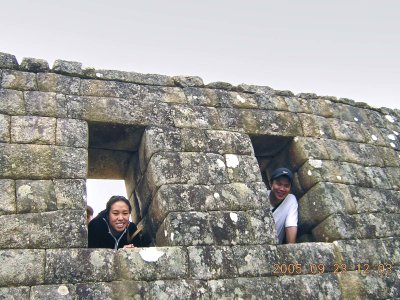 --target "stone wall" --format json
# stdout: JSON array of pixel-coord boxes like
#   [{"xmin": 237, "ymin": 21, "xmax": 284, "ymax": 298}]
[{"xmin": 0, "ymin": 51, "xmax": 399, "ymax": 299}]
